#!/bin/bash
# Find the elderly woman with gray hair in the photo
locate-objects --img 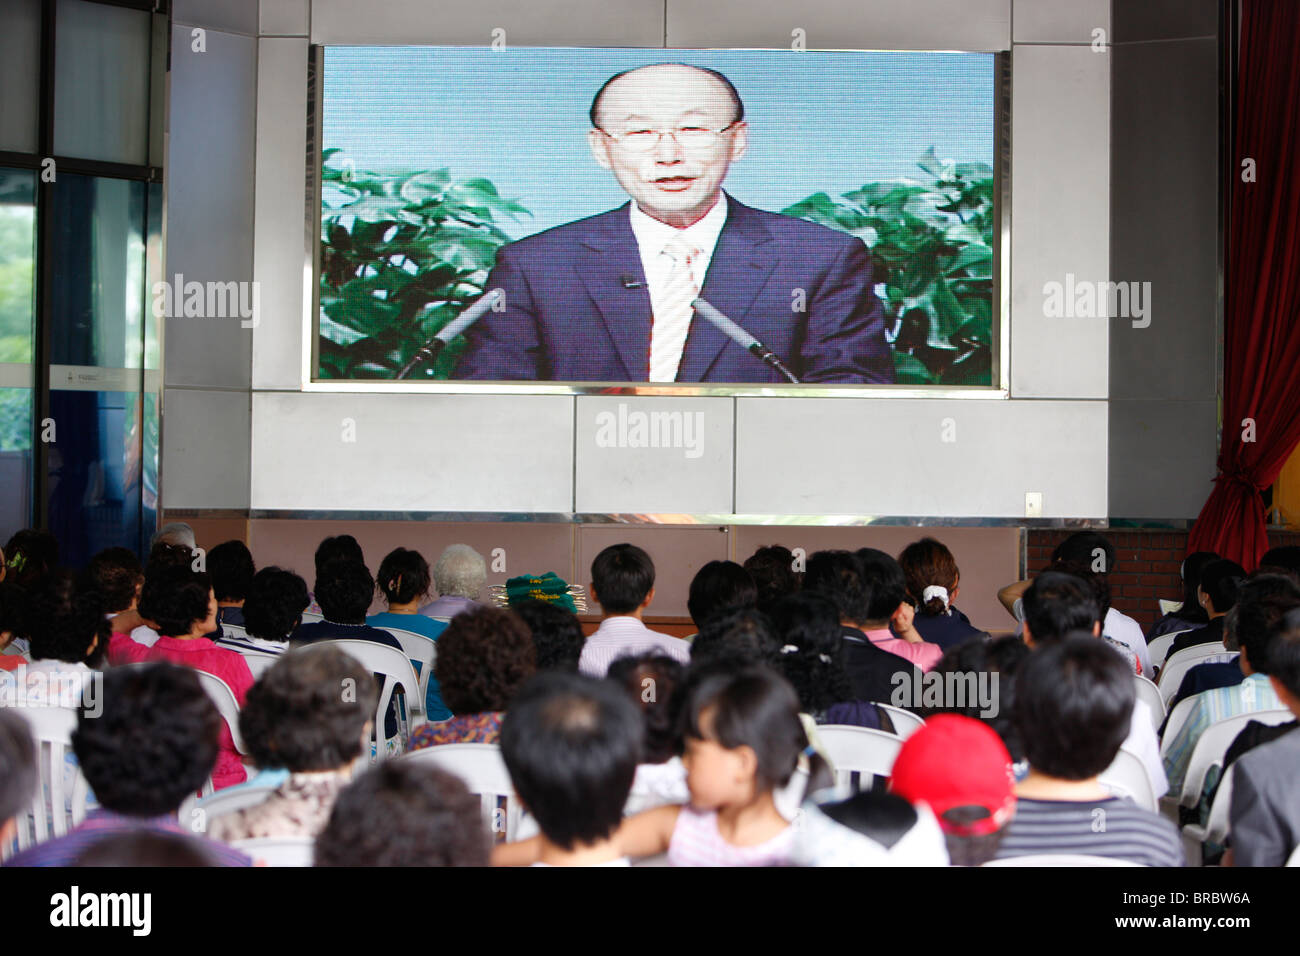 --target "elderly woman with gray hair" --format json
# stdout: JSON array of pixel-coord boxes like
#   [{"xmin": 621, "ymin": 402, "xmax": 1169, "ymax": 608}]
[{"xmin": 420, "ymin": 544, "xmax": 487, "ymax": 622}]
